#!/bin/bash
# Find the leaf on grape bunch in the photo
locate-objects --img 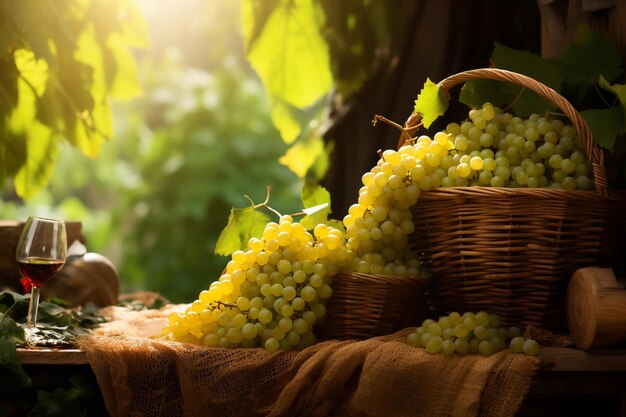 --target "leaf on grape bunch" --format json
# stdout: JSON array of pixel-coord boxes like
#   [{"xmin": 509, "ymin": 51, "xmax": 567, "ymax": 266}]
[
  {"xmin": 413, "ymin": 78, "xmax": 448, "ymax": 128},
  {"xmin": 214, "ymin": 197, "xmax": 272, "ymax": 256},
  {"xmin": 299, "ymin": 181, "xmax": 332, "ymax": 230}
]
